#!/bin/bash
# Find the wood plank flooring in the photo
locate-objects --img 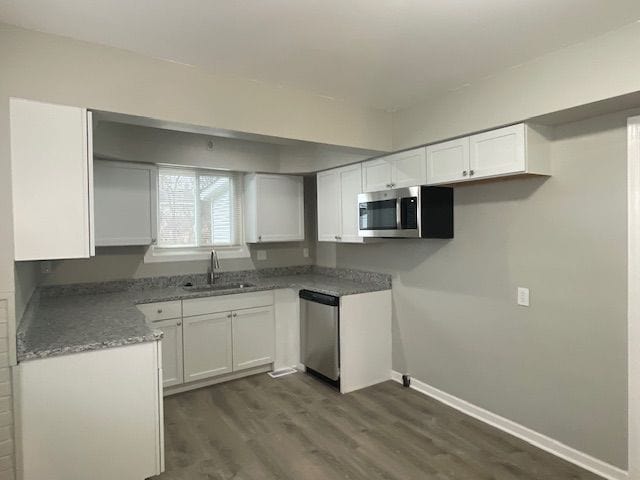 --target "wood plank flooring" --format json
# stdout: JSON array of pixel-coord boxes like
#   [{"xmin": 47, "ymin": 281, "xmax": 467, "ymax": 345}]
[{"xmin": 155, "ymin": 372, "xmax": 603, "ymax": 480}]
